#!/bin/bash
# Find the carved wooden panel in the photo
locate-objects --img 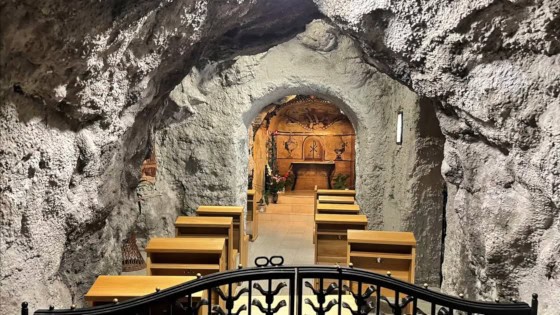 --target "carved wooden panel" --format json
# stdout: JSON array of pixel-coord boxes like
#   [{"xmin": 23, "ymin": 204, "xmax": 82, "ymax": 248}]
[
  {"xmin": 252, "ymin": 98, "xmax": 357, "ymax": 190},
  {"xmin": 276, "ymin": 135, "xmax": 302, "ymax": 159},
  {"xmin": 302, "ymin": 136, "xmax": 325, "ymax": 161}
]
